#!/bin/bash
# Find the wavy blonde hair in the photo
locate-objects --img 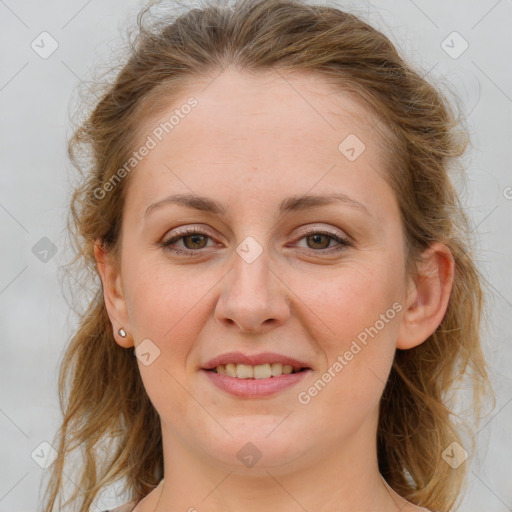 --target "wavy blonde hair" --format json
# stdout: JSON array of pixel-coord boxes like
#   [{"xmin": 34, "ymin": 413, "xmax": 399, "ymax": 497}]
[{"xmin": 42, "ymin": 1, "xmax": 494, "ymax": 511}]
